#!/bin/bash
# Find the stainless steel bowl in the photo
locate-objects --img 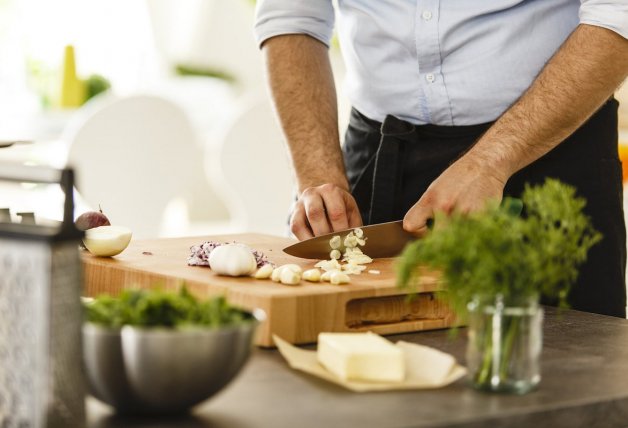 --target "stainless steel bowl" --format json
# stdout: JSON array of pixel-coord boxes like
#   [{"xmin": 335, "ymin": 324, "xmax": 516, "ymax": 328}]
[{"xmin": 82, "ymin": 312, "xmax": 262, "ymax": 415}]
